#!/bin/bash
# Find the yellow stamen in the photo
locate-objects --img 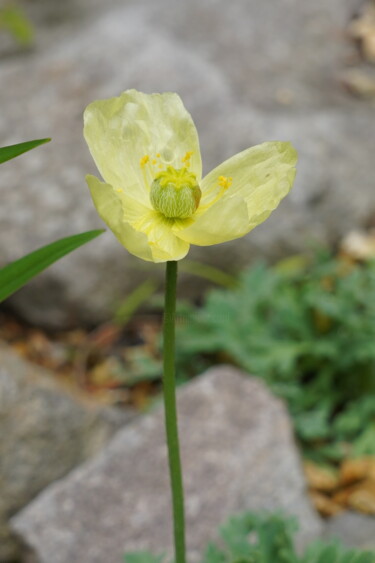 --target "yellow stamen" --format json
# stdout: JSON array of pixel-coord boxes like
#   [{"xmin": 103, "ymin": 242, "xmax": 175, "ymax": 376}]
[
  {"xmin": 199, "ymin": 175, "xmax": 234, "ymax": 212},
  {"xmin": 218, "ymin": 176, "xmax": 233, "ymax": 190},
  {"xmin": 182, "ymin": 151, "xmax": 193, "ymax": 165},
  {"xmin": 140, "ymin": 155, "xmax": 149, "ymax": 167}
]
